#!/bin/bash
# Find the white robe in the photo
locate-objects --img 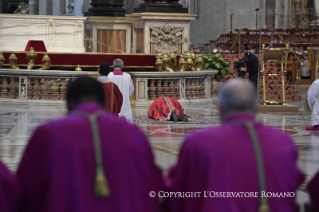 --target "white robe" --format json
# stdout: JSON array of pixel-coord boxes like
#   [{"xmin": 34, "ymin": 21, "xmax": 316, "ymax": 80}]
[
  {"xmin": 301, "ymin": 60, "xmax": 310, "ymax": 77},
  {"xmin": 308, "ymin": 79, "xmax": 319, "ymax": 126},
  {"xmin": 108, "ymin": 72, "xmax": 134, "ymax": 122}
]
